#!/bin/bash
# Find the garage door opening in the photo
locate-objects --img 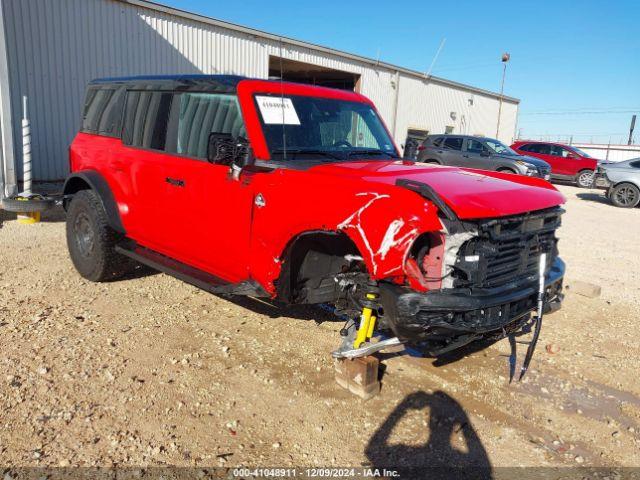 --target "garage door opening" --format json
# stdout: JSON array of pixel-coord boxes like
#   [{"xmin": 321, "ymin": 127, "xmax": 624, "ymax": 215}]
[{"xmin": 268, "ymin": 57, "xmax": 360, "ymax": 91}]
